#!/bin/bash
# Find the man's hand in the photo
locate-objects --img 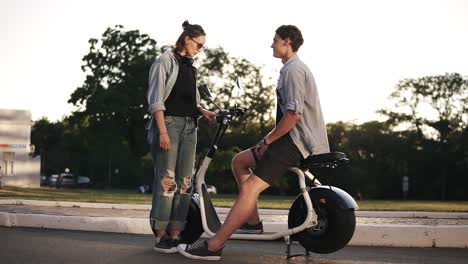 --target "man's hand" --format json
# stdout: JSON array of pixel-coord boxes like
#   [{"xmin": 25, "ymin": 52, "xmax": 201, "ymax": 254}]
[
  {"xmin": 254, "ymin": 139, "xmax": 269, "ymax": 160},
  {"xmin": 159, "ymin": 133, "xmax": 171, "ymax": 151},
  {"xmin": 200, "ymin": 108, "xmax": 217, "ymax": 124}
]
